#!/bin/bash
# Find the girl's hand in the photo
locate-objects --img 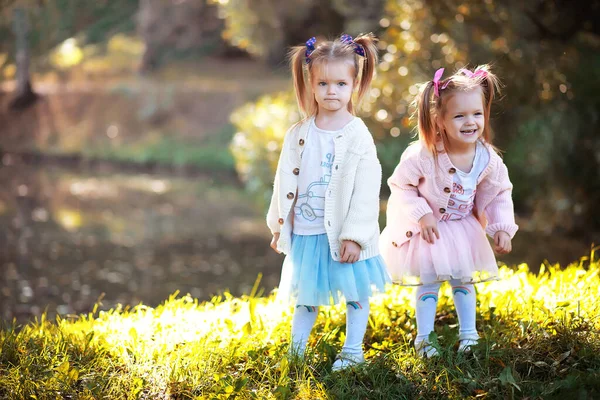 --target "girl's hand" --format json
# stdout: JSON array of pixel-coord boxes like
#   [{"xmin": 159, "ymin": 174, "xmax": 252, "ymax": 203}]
[
  {"xmin": 419, "ymin": 213, "xmax": 440, "ymax": 244},
  {"xmin": 270, "ymin": 232, "xmax": 281, "ymax": 253},
  {"xmin": 340, "ymin": 240, "xmax": 361, "ymax": 263},
  {"xmin": 493, "ymin": 231, "xmax": 512, "ymax": 254}
]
